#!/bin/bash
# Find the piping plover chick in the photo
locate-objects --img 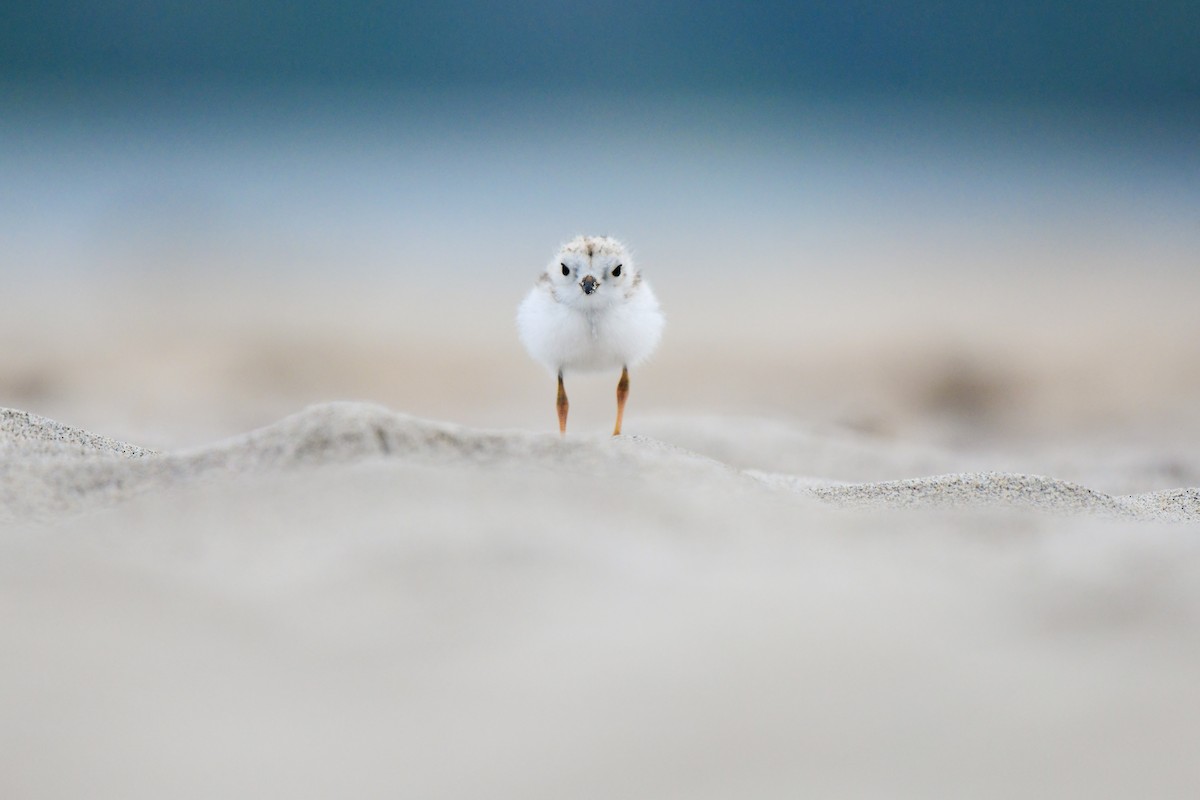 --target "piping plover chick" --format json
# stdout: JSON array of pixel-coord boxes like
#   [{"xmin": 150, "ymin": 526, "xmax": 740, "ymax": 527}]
[{"xmin": 517, "ymin": 235, "xmax": 664, "ymax": 436}]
